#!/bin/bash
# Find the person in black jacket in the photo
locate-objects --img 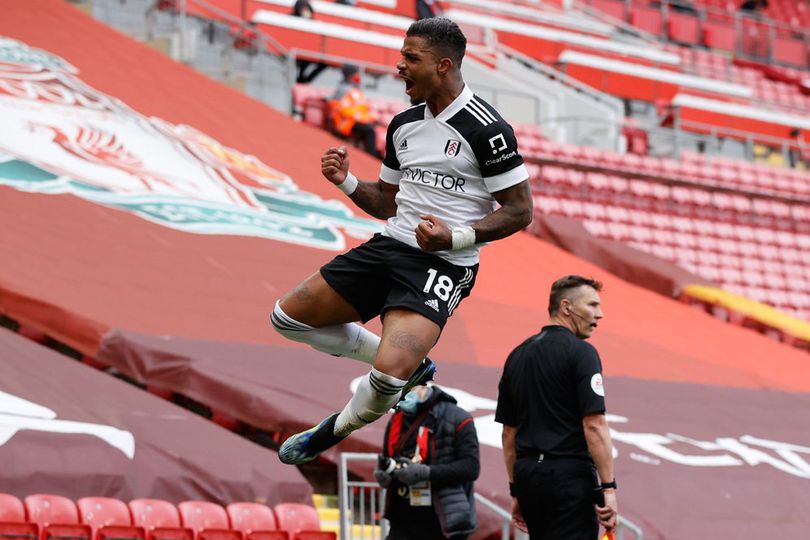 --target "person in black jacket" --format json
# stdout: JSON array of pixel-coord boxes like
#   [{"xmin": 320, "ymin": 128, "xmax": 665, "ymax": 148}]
[{"xmin": 374, "ymin": 384, "xmax": 480, "ymax": 540}]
